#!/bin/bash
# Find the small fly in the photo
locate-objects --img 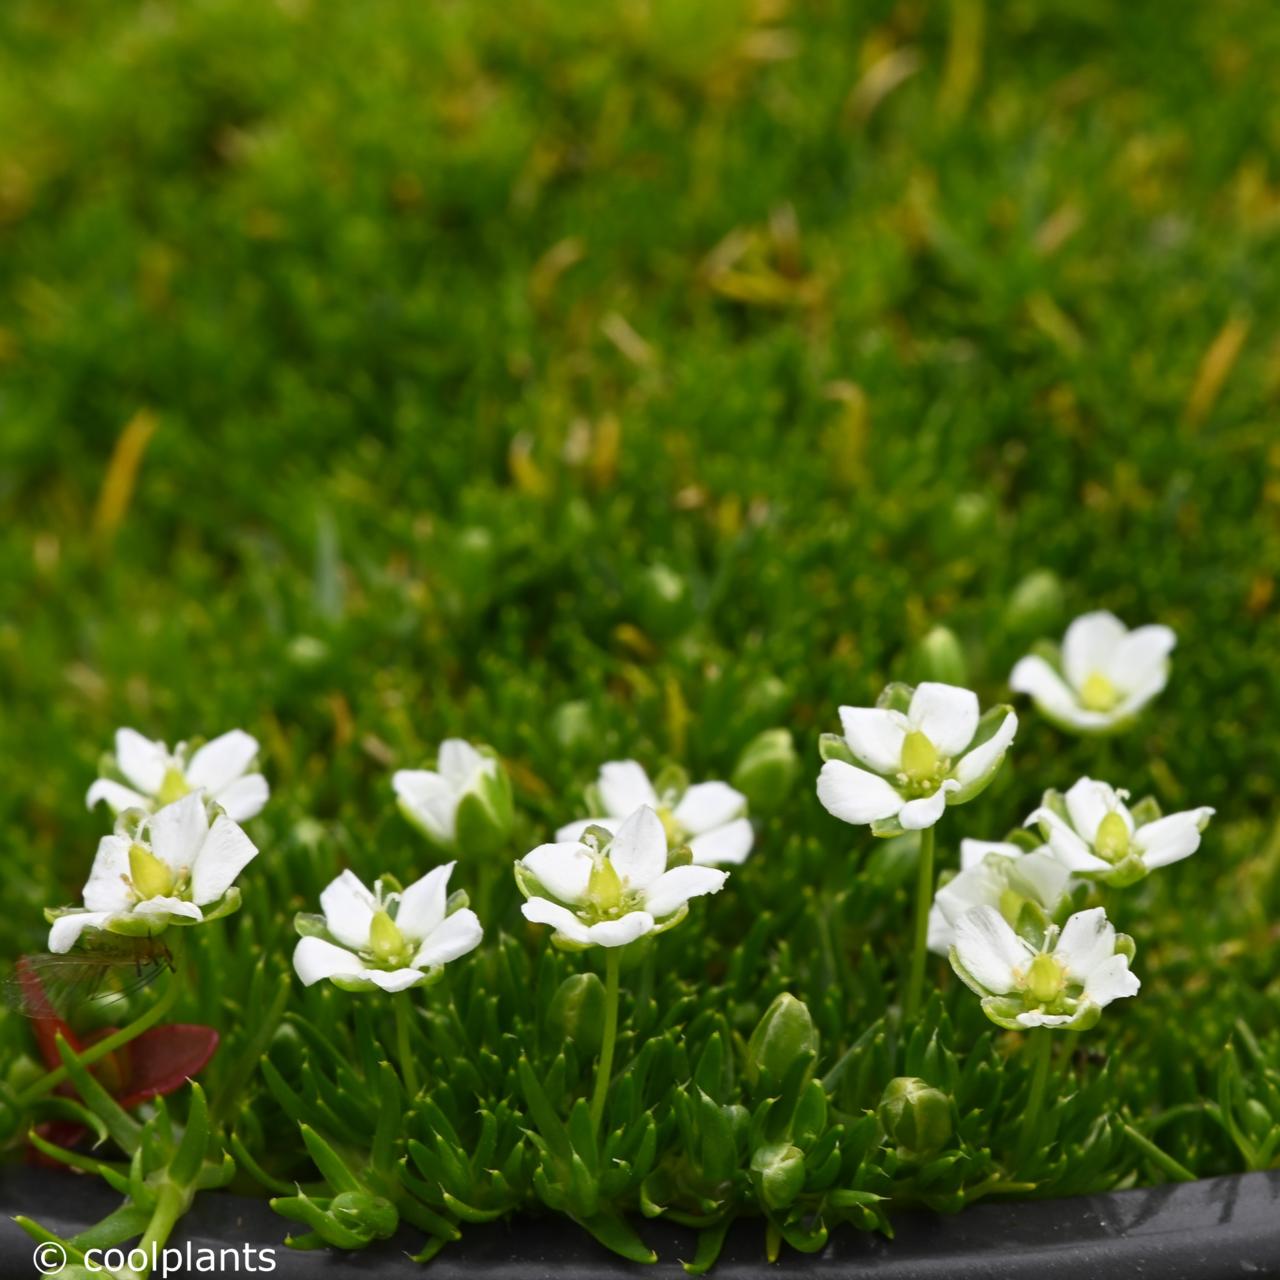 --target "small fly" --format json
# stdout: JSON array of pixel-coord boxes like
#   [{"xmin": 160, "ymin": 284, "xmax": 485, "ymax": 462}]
[{"xmin": 1, "ymin": 937, "xmax": 174, "ymax": 1023}]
